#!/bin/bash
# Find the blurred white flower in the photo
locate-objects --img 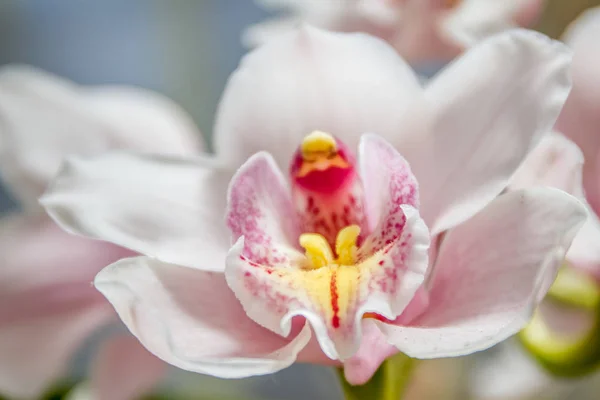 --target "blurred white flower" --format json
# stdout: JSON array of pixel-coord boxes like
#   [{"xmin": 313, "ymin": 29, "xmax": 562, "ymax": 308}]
[
  {"xmin": 245, "ymin": 0, "xmax": 545, "ymax": 64},
  {"xmin": 0, "ymin": 66, "xmax": 203, "ymax": 399}
]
